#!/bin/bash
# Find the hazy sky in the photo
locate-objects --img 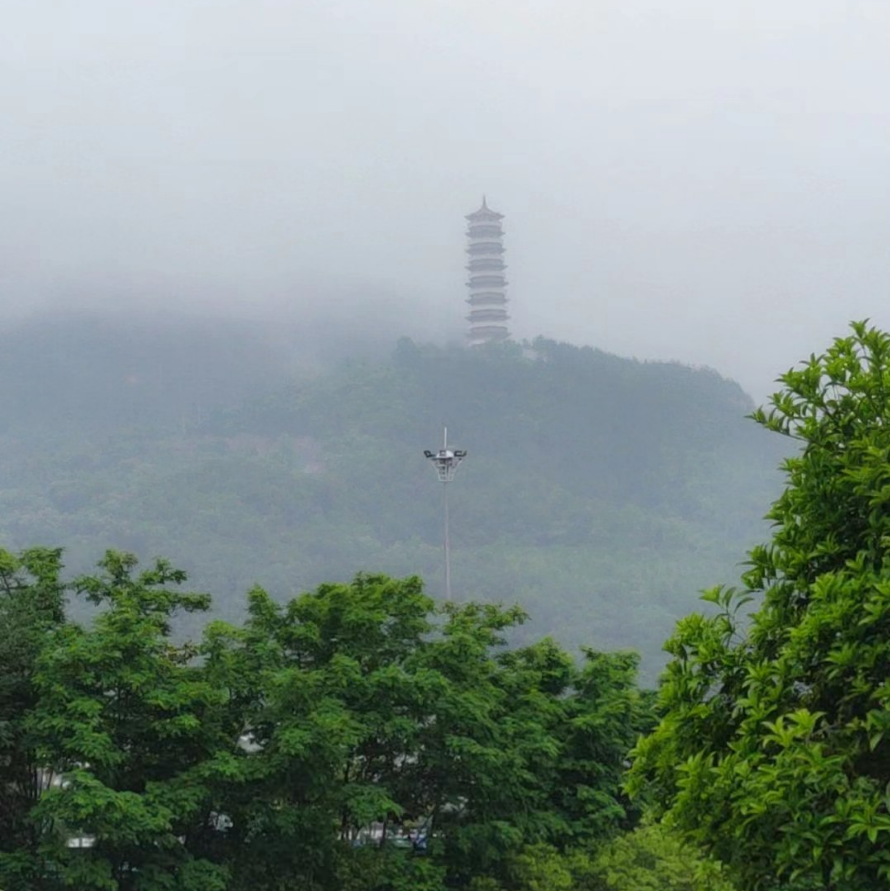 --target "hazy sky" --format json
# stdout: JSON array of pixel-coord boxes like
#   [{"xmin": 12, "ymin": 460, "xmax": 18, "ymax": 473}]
[{"xmin": 3, "ymin": 0, "xmax": 890, "ymax": 398}]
